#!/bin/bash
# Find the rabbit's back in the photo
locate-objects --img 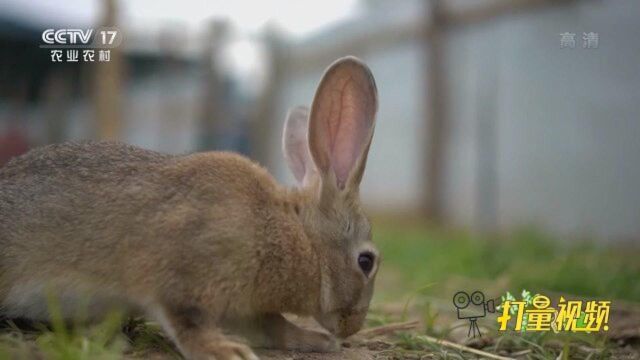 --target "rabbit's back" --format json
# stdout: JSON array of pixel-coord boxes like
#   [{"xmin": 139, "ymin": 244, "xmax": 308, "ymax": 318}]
[
  {"xmin": 0, "ymin": 140, "xmax": 280, "ymax": 259},
  {"xmin": 0, "ymin": 141, "xmax": 285, "ymax": 319},
  {"xmin": 0, "ymin": 141, "xmax": 175, "ymax": 249},
  {"xmin": 0, "ymin": 141, "xmax": 171, "ymax": 179}
]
